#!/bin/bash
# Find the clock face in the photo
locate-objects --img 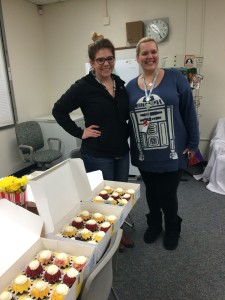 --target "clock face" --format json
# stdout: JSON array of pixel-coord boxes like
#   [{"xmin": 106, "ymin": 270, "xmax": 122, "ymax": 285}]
[{"xmin": 146, "ymin": 19, "xmax": 169, "ymax": 43}]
